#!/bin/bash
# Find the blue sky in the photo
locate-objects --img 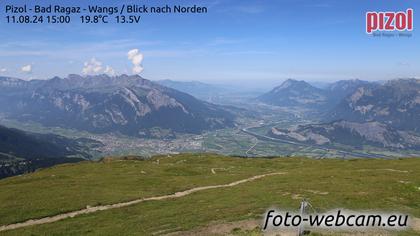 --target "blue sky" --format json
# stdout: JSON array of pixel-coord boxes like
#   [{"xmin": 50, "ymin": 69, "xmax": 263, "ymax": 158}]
[{"xmin": 0, "ymin": 0, "xmax": 419, "ymax": 82}]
